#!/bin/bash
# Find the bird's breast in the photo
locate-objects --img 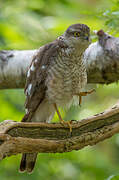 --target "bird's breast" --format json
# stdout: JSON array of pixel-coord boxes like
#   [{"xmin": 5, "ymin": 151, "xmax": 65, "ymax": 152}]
[{"xmin": 45, "ymin": 48, "xmax": 87, "ymax": 106}]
